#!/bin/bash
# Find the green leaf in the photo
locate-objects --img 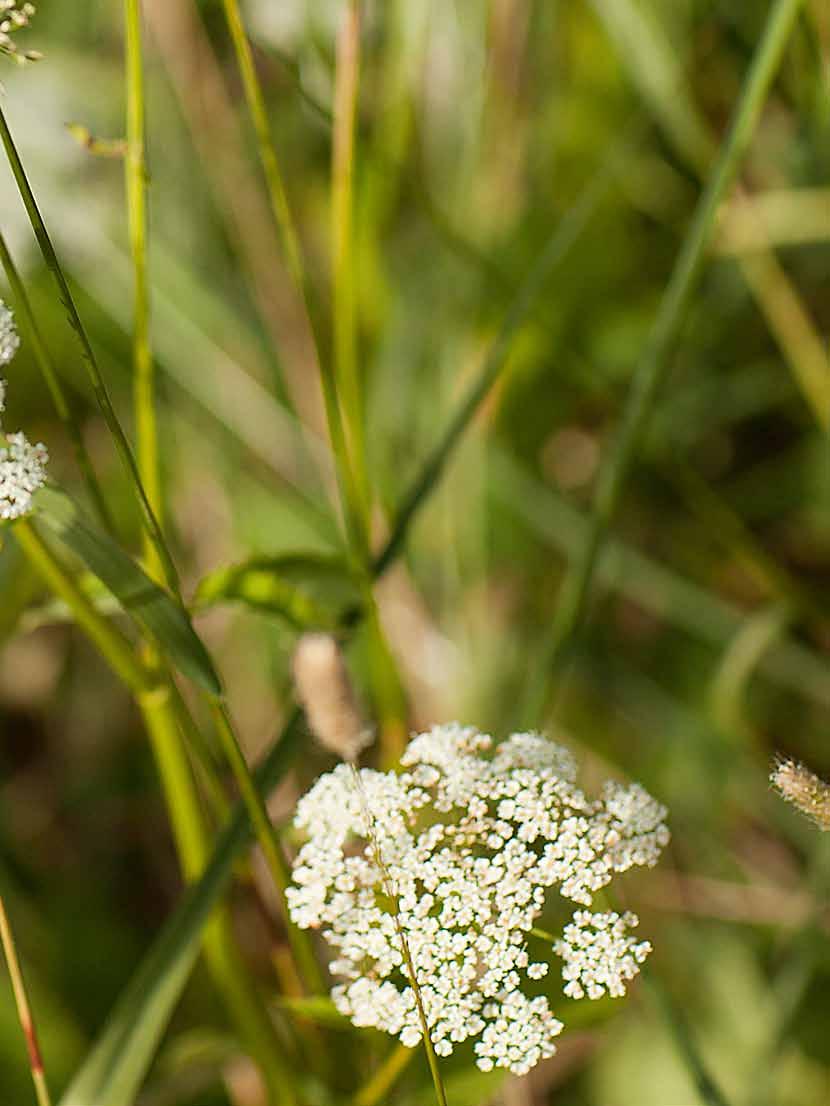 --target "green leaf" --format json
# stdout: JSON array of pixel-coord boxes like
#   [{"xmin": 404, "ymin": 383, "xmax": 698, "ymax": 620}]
[
  {"xmin": 193, "ymin": 552, "xmax": 360, "ymax": 629},
  {"xmin": 33, "ymin": 485, "xmax": 221, "ymax": 695},
  {"xmin": 58, "ymin": 713, "xmax": 302, "ymax": 1106}
]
